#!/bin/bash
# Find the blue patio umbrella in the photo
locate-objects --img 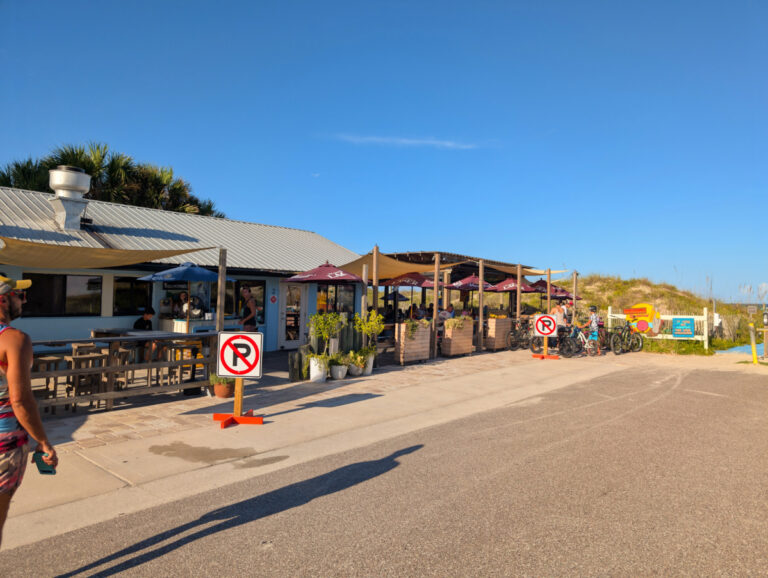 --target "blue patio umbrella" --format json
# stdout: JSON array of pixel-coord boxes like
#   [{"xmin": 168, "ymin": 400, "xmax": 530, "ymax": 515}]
[{"xmin": 139, "ymin": 262, "xmax": 234, "ymax": 332}]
